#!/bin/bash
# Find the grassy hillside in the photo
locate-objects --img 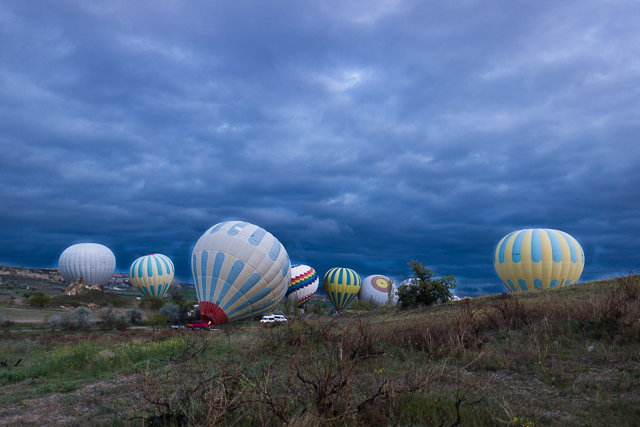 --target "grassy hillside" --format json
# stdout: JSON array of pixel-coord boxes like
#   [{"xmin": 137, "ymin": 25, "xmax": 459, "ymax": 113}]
[{"xmin": 0, "ymin": 275, "xmax": 639, "ymax": 426}]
